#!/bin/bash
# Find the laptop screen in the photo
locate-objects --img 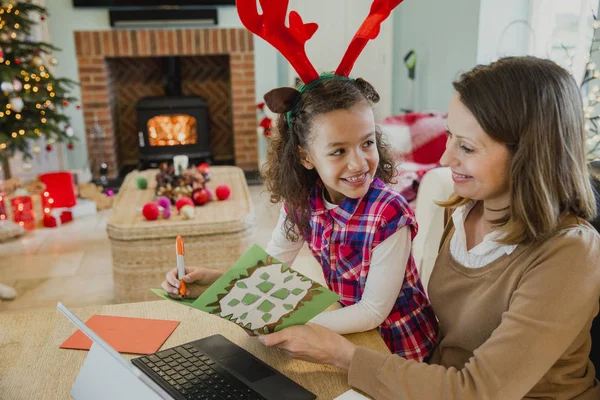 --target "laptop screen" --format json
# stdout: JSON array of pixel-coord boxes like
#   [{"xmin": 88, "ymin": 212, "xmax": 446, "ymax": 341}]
[{"xmin": 57, "ymin": 302, "xmax": 173, "ymax": 399}]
